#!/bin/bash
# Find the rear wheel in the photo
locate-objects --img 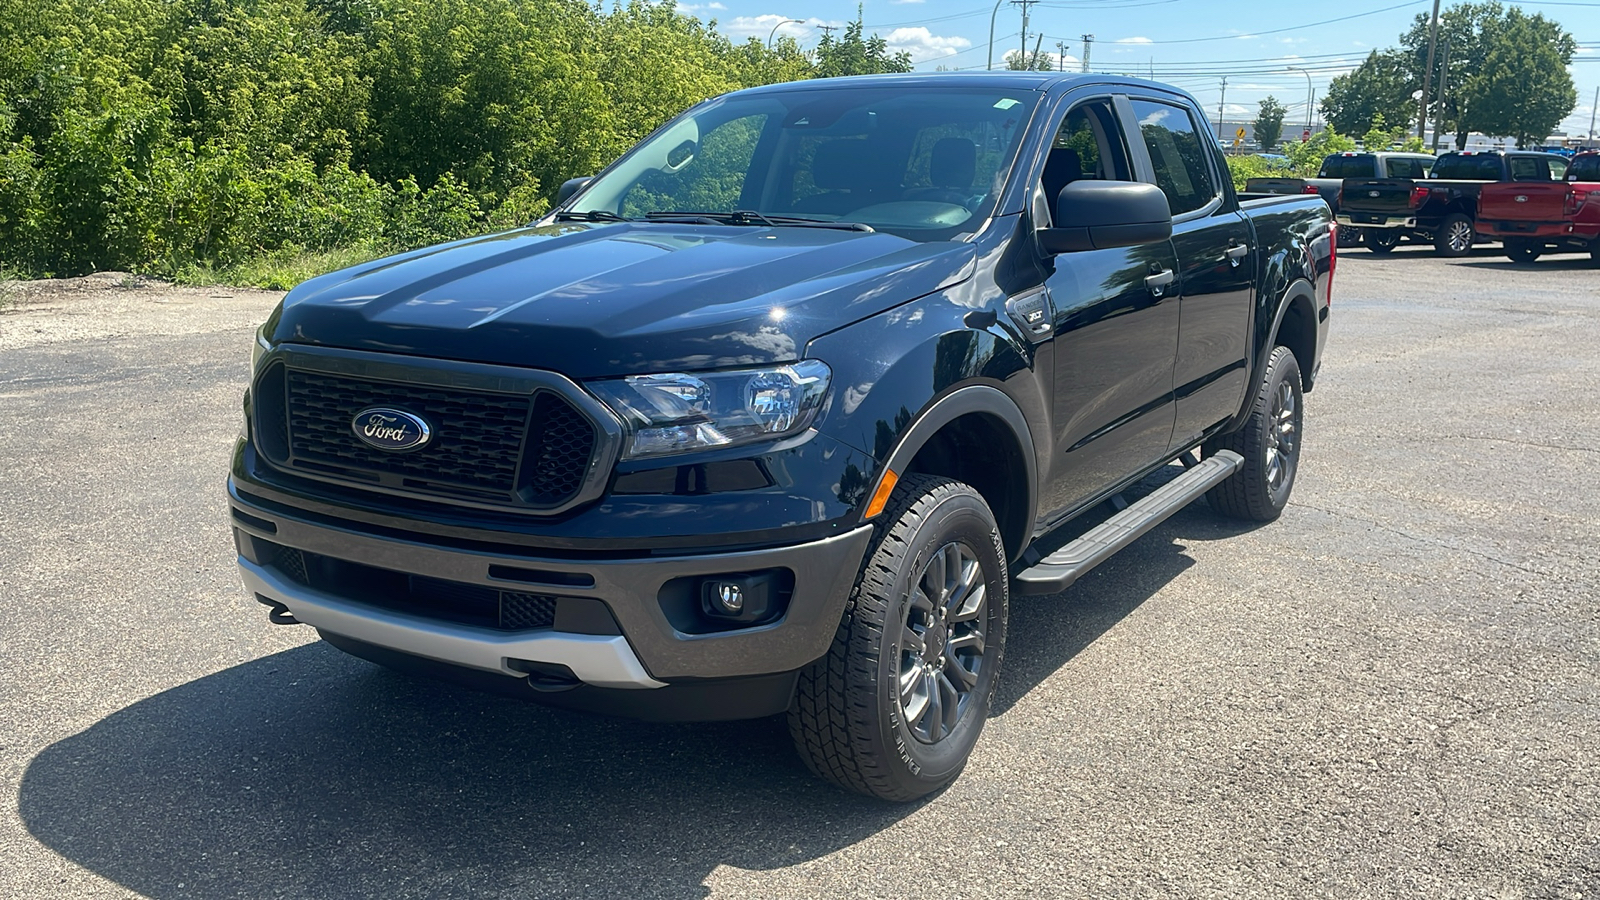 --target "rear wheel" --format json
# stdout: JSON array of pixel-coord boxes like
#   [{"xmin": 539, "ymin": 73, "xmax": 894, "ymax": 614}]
[
  {"xmin": 1367, "ymin": 230, "xmax": 1400, "ymax": 254},
  {"xmin": 1205, "ymin": 346, "xmax": 1303, "ymax": 522},
  {"xmin": 1434, "ymin": 214, "xmax": 1475, "ymax": 257},
  {"xmin": 789, "ymin": 474, "xmax": 1008, "ymax": 802},
  {"xmin": 1505, "ymin": 241, "xmax": 1541, "ymax": 264}
]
